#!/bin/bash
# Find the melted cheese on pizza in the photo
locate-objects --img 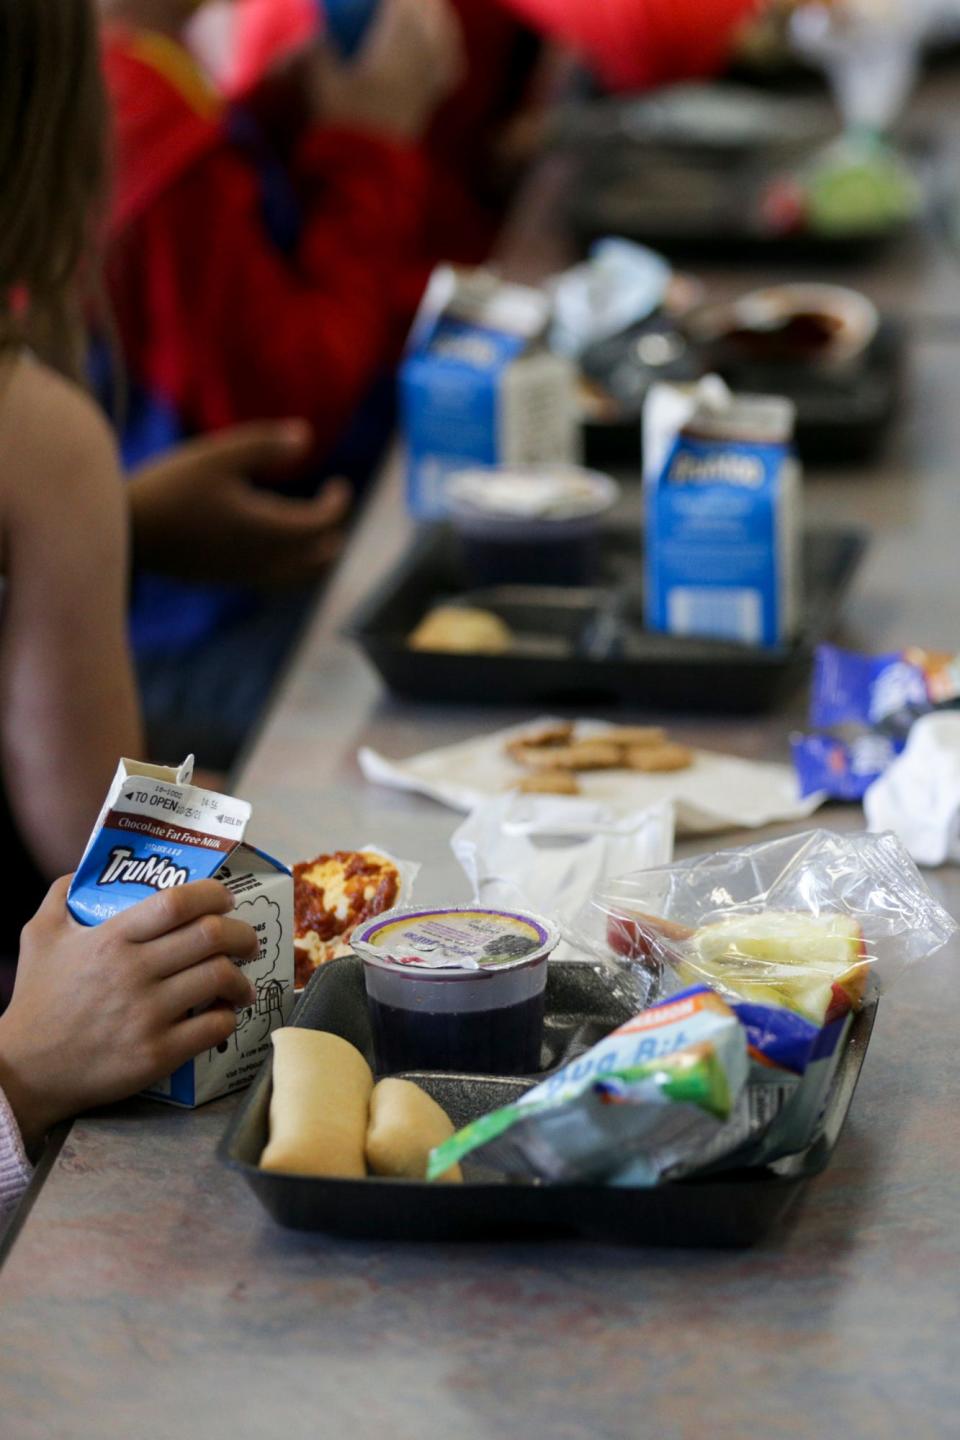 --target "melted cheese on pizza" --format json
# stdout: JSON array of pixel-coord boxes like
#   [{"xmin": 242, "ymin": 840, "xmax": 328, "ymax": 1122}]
[{"xmin": 293, "ymin": 850, "xmax": 400, "ymax": 988}]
